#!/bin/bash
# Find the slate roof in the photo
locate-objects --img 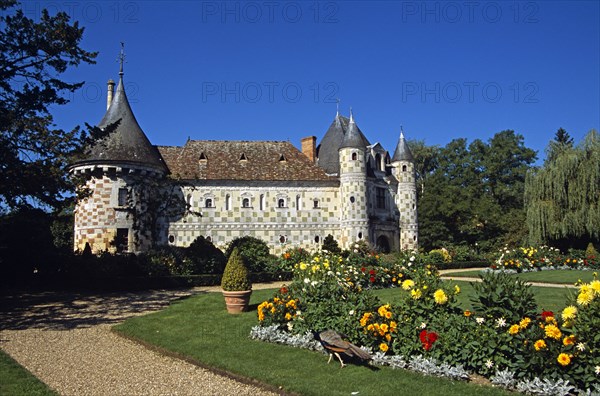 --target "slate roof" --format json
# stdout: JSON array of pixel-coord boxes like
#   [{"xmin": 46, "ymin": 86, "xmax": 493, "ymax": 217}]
[
  {"xmin": 391, "ymin": 131, "xmax": 414, "ymax": 162},
  {"xmin": 316, "ymin": 114, "xmax": 370, "ymax": 175},
  {"xmin": 158, "ymin": 140, "xmax": 334, "ymax": 181},
  {"xmin": 74, "ymin": 74, "xmax": 168, "ymax": 173}
]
